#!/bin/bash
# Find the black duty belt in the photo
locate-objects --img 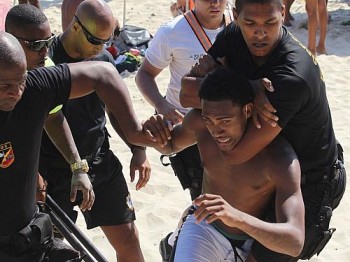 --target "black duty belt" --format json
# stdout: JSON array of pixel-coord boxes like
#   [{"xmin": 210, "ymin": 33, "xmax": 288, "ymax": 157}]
[{"xmin": 301, "ymin": 159, "xmax": 343, "ymax": 186}]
